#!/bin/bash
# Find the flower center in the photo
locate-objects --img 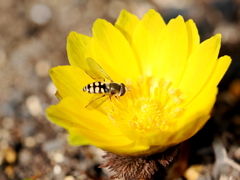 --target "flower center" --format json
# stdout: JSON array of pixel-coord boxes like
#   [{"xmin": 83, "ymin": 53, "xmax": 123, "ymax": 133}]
[{"xmin": 107, "ymin": 76, "xmax": 186, "ymax": 133}]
